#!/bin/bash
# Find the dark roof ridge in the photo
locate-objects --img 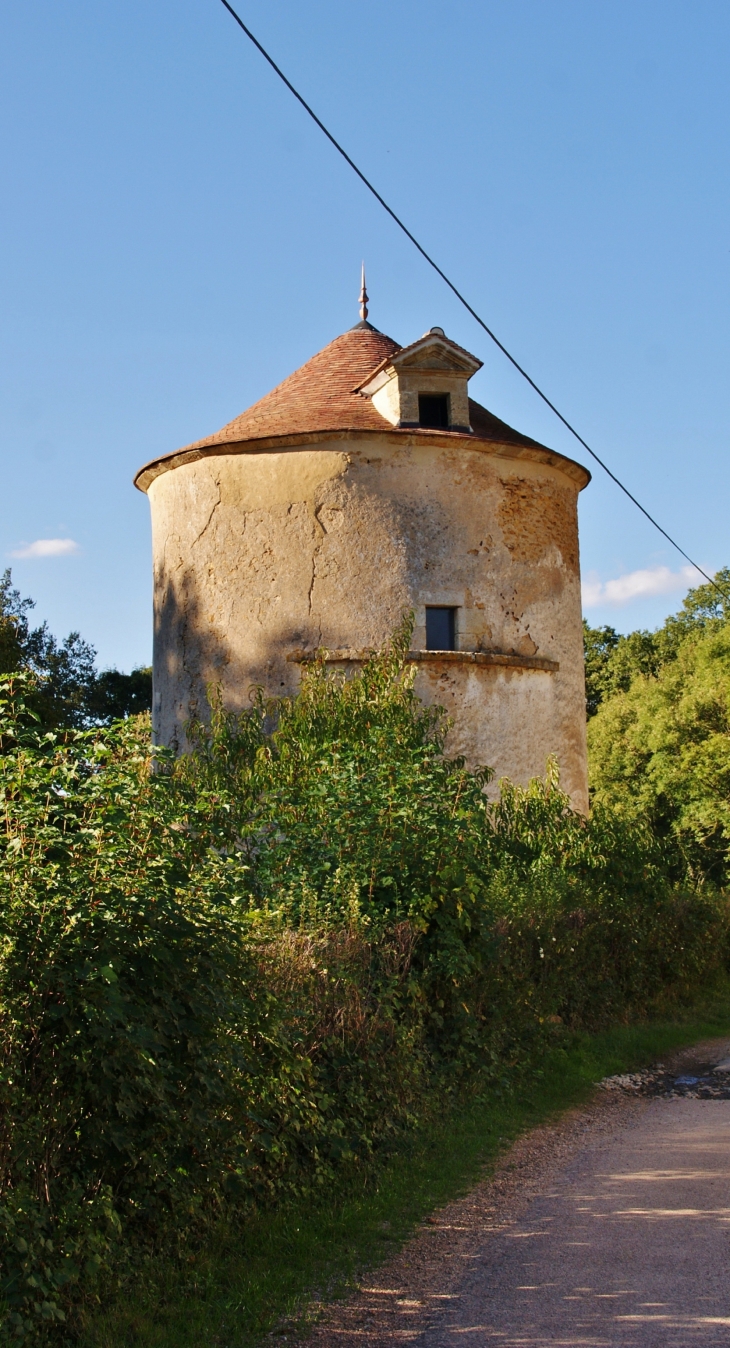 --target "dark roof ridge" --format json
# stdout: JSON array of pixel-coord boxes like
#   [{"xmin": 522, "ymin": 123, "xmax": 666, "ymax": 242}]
[{"xmin": 348, "ymin": 319, "xmax": 390, "ymax": 334}]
